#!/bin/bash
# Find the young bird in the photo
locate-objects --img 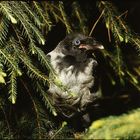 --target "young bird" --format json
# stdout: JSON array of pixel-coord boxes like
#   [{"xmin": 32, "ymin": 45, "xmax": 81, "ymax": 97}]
[{"xmin": 47, "ymin": 33, "xmax": 104, "ymax": 119}]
